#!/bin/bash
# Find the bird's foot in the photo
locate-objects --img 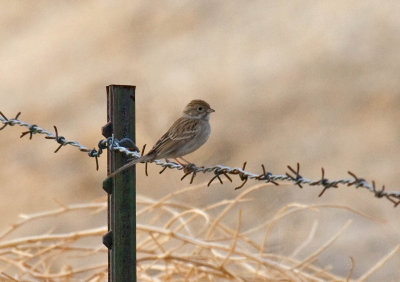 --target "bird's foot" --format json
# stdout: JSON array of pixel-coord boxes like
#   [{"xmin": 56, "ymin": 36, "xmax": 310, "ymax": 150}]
[{"xmin": 183, "ymin": 163, "xmax": 196, "ymax": 174}]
